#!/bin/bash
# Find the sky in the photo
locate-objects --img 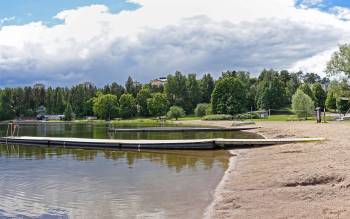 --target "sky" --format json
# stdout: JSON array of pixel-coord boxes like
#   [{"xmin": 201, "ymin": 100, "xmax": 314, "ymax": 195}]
[{"xmin": 1, "ymin": 0, "xmax": 350, "ymax": 87}]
